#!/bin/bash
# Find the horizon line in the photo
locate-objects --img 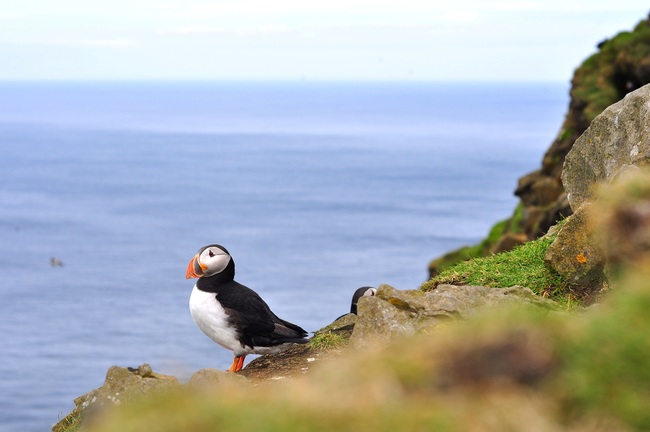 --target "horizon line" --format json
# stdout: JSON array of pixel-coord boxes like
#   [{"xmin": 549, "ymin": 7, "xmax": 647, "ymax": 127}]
[{"xmin": 0, "ymin": 77, "xmax": 569, "ymax": 85}]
